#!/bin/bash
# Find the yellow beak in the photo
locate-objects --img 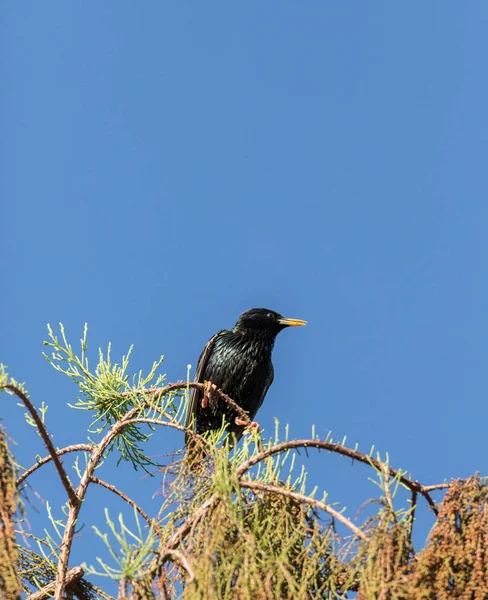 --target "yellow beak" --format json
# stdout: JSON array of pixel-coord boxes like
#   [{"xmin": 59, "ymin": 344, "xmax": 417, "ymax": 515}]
[{"xmin": 278, "ymin": 317, "xmax": 307, "ymax": 327}]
